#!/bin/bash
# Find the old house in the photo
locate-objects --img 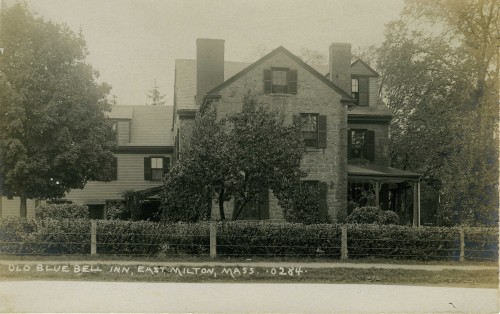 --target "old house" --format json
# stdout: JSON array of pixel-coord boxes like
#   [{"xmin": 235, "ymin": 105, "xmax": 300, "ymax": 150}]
[
  {"xmin": 173, "ymin": 39, "xmax": 421, "ymax": 225},
  {"xmin": 0, "ymin": 105, "xmax": 174, "ymax": 218},
  {"xmin": 62, "ymin": 105, "xmax": 174, "ymax": 219},
  {"xmin": 0, "ymin": 38, "xmax": 421, "ymax": 225}
]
